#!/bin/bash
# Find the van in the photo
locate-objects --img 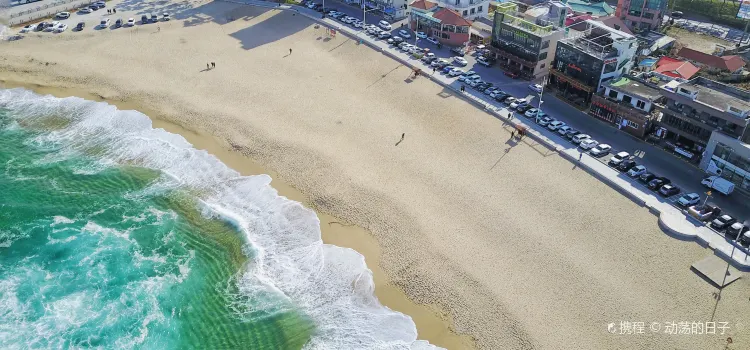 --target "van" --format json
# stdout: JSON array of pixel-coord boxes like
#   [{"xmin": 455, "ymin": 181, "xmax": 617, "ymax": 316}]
[{"xmin": 700, "ymin": 176, "xmax": 735, "ymax": 195}]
